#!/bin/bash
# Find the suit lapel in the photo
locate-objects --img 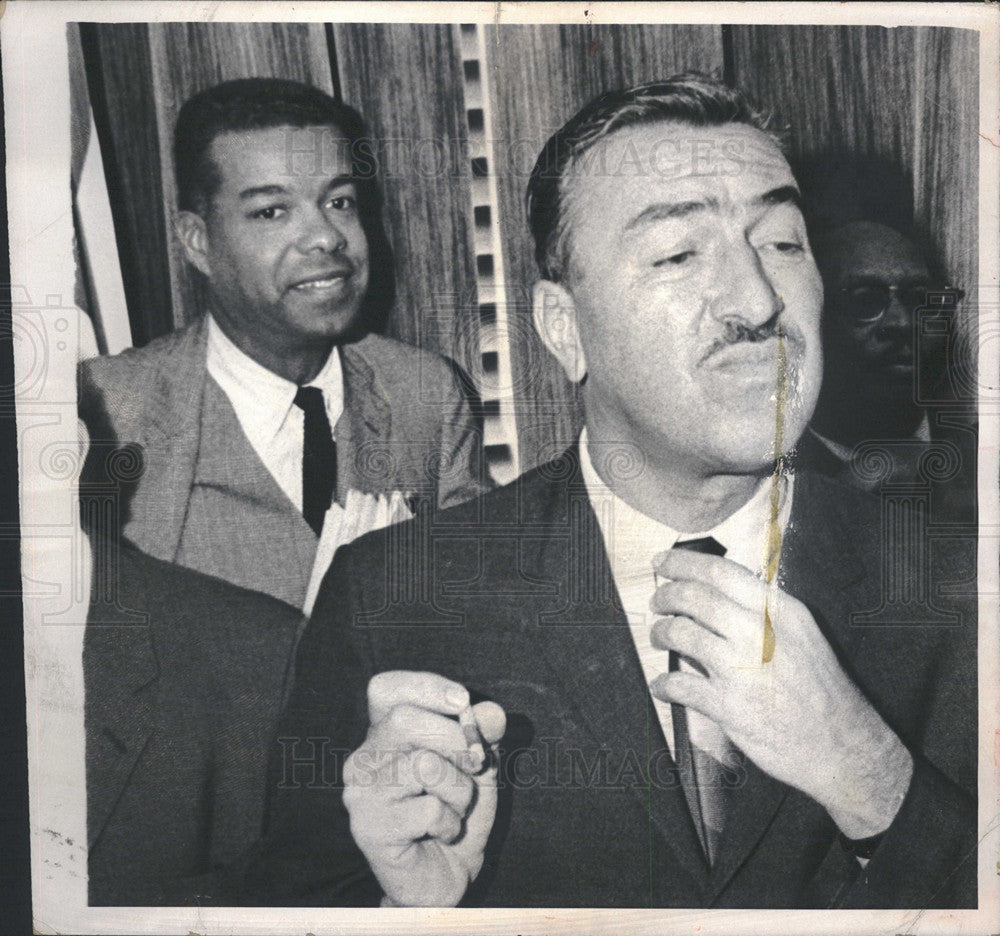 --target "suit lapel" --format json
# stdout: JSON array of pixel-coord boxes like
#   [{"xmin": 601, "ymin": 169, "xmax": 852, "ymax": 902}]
[
  {"xmin": 521, "ymin": 454, "xmax": 712, "ymax": 892},
  {"xmin": 127, "ymin": 318, "xmax": 208, "ymax": 562},
  {"xmin": 781, "ymin": 470, "xmax": 871, "ymax": 659},
  {"xmin": 707, "ymin": 754, "xmax": 789, "ymax": 896},
  {"xmin": 336, "ymin": 340, "xmax": 392, "ymax": 503},
  {"xmin": 185, "ymin": 378, "xmax": 317, "ymax": 606},
  {"xmin": 707, "ymin": 470, "xmax": 872, "ymax": 898}
]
